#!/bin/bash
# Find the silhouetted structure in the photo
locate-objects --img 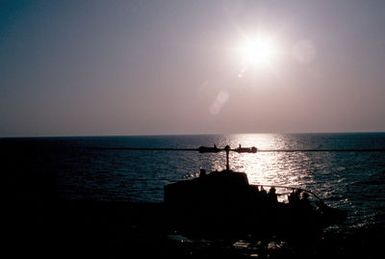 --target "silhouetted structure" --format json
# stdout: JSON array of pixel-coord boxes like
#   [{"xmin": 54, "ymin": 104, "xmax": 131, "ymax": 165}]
[{"xmin": 164, "ymin": 145, "xmax": 347, "ymax": 238}]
